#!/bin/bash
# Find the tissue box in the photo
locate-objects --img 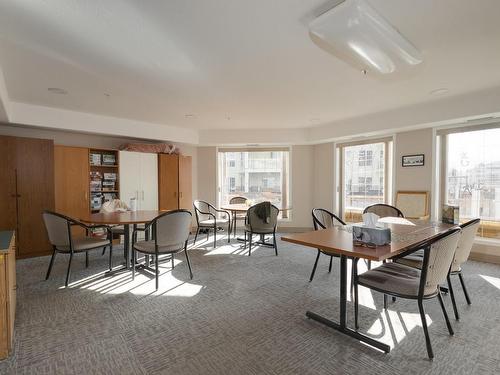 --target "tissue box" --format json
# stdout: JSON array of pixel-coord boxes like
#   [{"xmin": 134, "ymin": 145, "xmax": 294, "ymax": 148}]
[{"xmin": 352, "ymin": 224, "xmax": 391, "ymax": 246}]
